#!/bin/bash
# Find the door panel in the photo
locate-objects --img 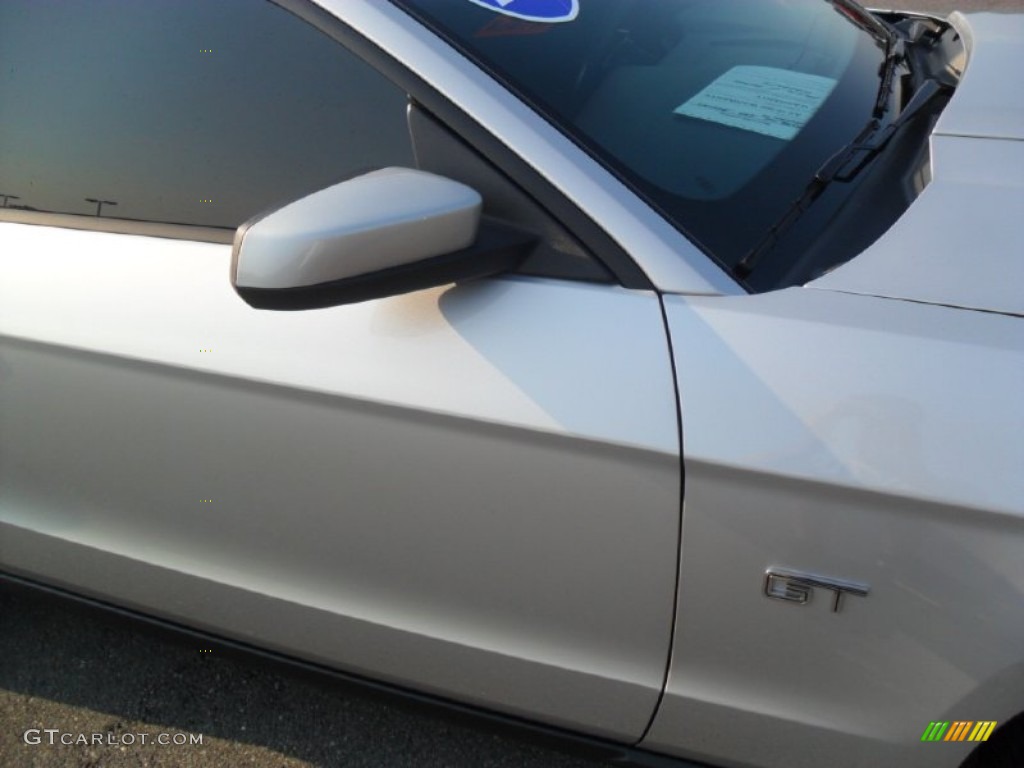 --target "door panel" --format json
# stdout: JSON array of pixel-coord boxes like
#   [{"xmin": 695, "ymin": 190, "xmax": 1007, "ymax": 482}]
[{"xmin": 0, "ymin": 222, "xmax": 681, "ymax": 739}]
